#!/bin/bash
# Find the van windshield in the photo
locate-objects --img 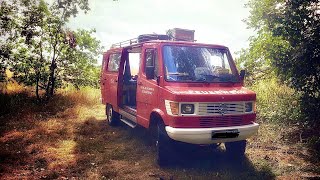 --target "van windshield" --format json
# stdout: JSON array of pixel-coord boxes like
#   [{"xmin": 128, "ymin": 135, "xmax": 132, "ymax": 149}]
[{"xmin": 163, "ymin": 45, "xmax": 239, "ymax": 83}]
